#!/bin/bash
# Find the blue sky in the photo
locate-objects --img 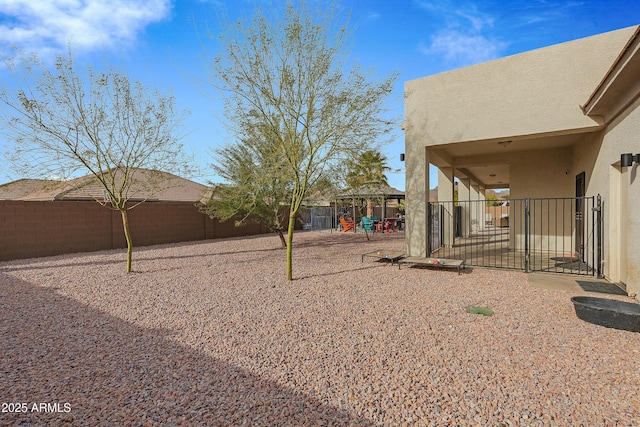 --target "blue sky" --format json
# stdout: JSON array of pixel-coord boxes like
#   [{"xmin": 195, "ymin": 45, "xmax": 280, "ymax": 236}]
[{"xmin": 0, "ymin": 0, "xmax": 639, "ymax": 190}]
